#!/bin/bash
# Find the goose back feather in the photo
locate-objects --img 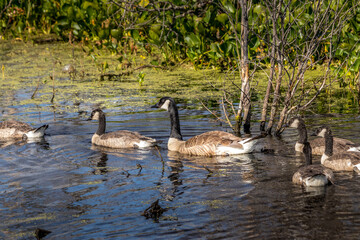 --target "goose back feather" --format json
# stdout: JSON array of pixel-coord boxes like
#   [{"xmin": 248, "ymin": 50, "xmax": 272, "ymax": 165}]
[
  {"xmin": 89, "ymin": 109, "xmax": 158, "ymax": 149},
  {"xmin": 322, "ymin": 152, "xmax": 360, "ymax": 171},
  {"xmin": 315, "ymin": 126, "xmax": 360, "ymax": 172},
  {"xmin": 292, "ymin": 141, "xmax": 334, "ymax": 187},
  {"xmin": 0, "ymin": 120, "xmax": 48, "ymax": 139},
  {"xmin": 286, "ymin": 117, "xmax": 359, "ymax": 155},
  {"xmin": 92, "ymin": 130, "xmax": 157, "ymax": 148},
  {"xmin": 152, "ymin": 97, "xmax": 264, "ymax": 156}
]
